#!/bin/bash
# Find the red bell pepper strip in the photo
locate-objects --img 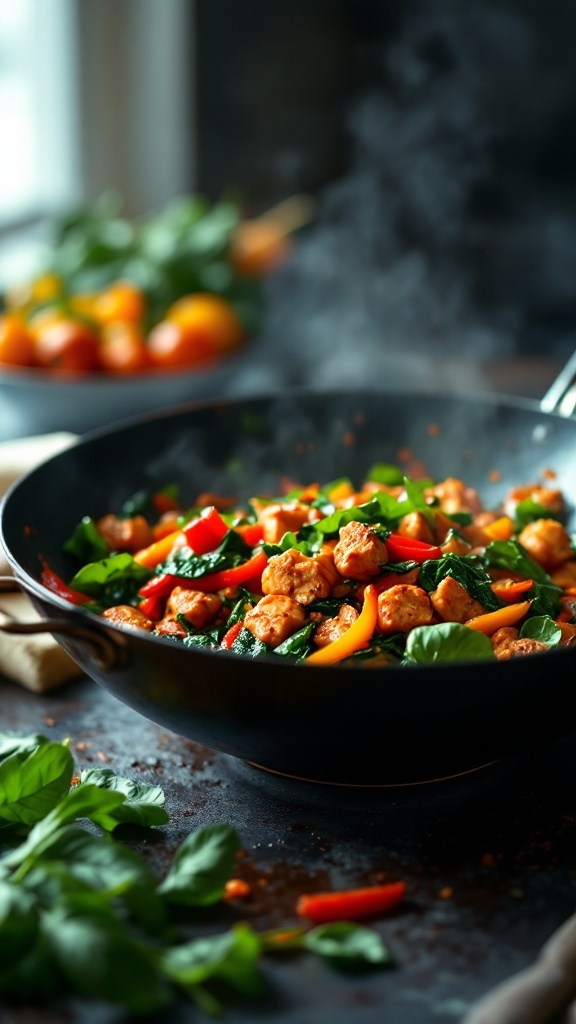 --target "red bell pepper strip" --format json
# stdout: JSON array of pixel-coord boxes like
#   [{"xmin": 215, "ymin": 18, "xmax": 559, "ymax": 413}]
[
  {"xmin": 182, "ymin": 506, "xmax": 229, "ymax": 554},
  {"xmin": 138, "ymin": 594, "xmax": 165, "ymax": 621},
  {"xmin": 385, "ymin": 533, "xmax": 442, "ymax": 562},
  {"xmin": 220, "ymin": 620, "xmax": 244, "ymax": 649},
  {"xmin": 138, "ymin": 549, "xmax": 269, "ymax": 601},
  {"xmin": 296, "ymin": 880, "xmax": 407, "ymax": 923},
  {"xmin": 234, "ymin": 522, "xmax": 264, "ymax": 547},
  {"xmin": 40, "ymin": 566, "xmax": 91, "ymax": 605}
]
